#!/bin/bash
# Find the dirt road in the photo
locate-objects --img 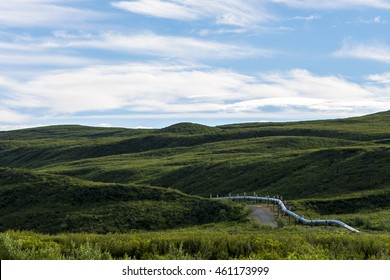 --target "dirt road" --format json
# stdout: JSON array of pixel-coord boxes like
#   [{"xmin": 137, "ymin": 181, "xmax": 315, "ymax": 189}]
[{"xmin": 248, "ymin": 205, "xmax": 278, "ymax": 228}]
